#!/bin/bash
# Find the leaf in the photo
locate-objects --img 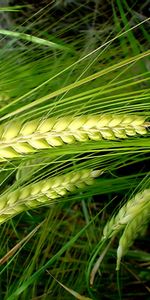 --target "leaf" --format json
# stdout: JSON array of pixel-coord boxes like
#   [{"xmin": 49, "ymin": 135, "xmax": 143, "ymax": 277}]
[{"xmin": 47, "ymin": 271, "xmax": 93, "ymax": 300}]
